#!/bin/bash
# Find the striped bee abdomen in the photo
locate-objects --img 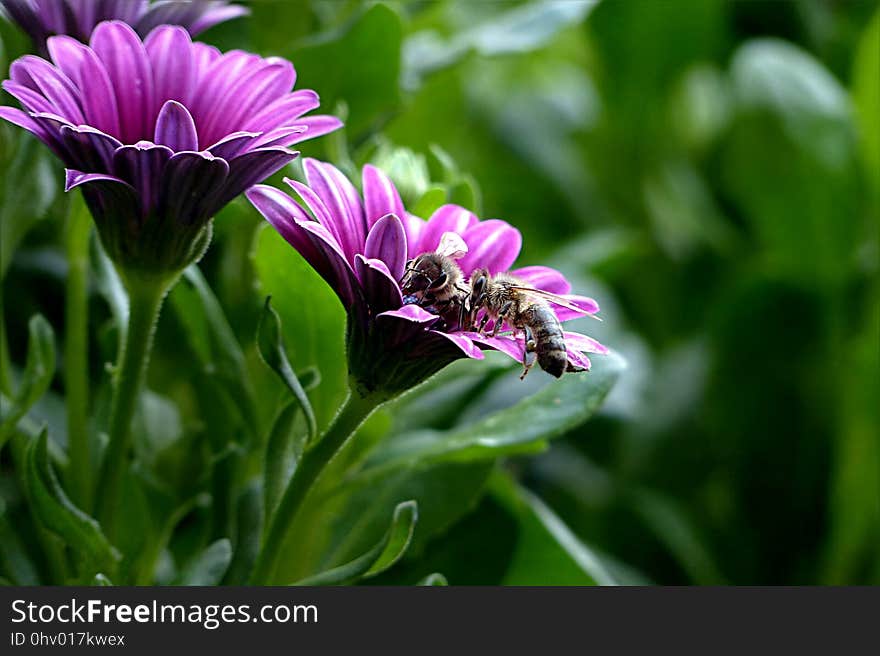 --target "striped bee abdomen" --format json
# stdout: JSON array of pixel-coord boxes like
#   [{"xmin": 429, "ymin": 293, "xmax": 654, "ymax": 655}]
[{"xmin": 526, "ymin": 304, "xmax": 567, "ymax": 378}]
